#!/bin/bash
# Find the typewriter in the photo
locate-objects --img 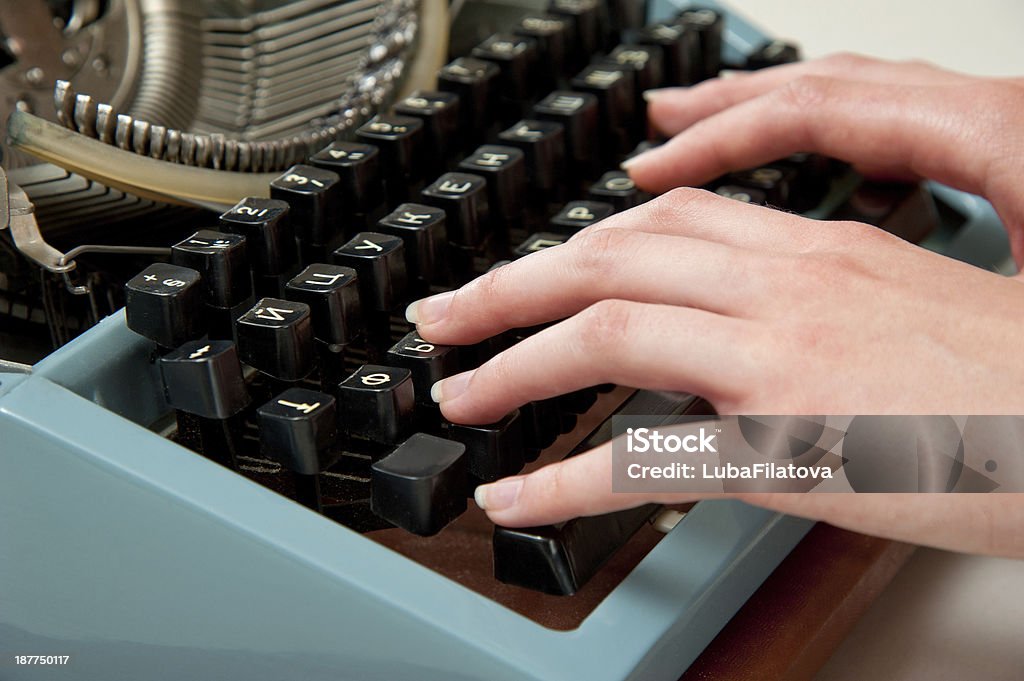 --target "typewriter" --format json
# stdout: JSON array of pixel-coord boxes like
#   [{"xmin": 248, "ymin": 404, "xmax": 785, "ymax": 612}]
[{"xmin": 0, "ymin": 1, "xmax": 1011, "ymax": 679}]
